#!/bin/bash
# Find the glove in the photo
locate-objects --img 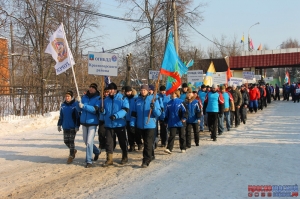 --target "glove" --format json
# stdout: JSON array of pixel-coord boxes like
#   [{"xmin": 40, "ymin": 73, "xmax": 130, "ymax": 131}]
[
  {"xmin": 79, "ymin": 102, "xmax": 84, "ymax": 108},
  {"xmin": 218, "ymin": 113, "xmax": 223, "ymax": 118},
  {"xmin": 76, "ymin": 96, "xmax": 81, "ymax": 102},
  {"xmin": 57, "ymin": 126, "xmax": 62, "ymax": 132},
  {"xmin": 75, "ymin": 127, "xmax": 79, "ymax": 132},
  {"xmin": 150, "ymin": 102, "xmax": 154, "ymax": 109},
  {"xmin": 99, "ymin": 107, "xmax": 104, "ymax": 113},
  {"xmin": 130, "ymin": 126, "xmax": 135, "ymax": 134},
  {"xmin": 109, "ymin": 115, "xmax": 116, "ymax": 121}
]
